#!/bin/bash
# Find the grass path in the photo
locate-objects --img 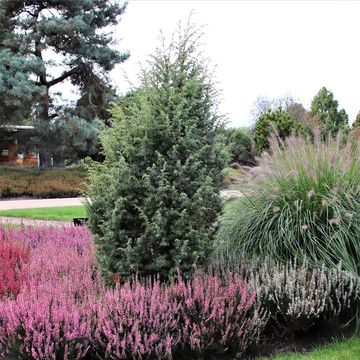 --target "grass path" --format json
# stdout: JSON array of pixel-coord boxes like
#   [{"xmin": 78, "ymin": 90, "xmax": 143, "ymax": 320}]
[{"xmin": 0, "ymin": 205, "xmax": 86, "ymax": 221}]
